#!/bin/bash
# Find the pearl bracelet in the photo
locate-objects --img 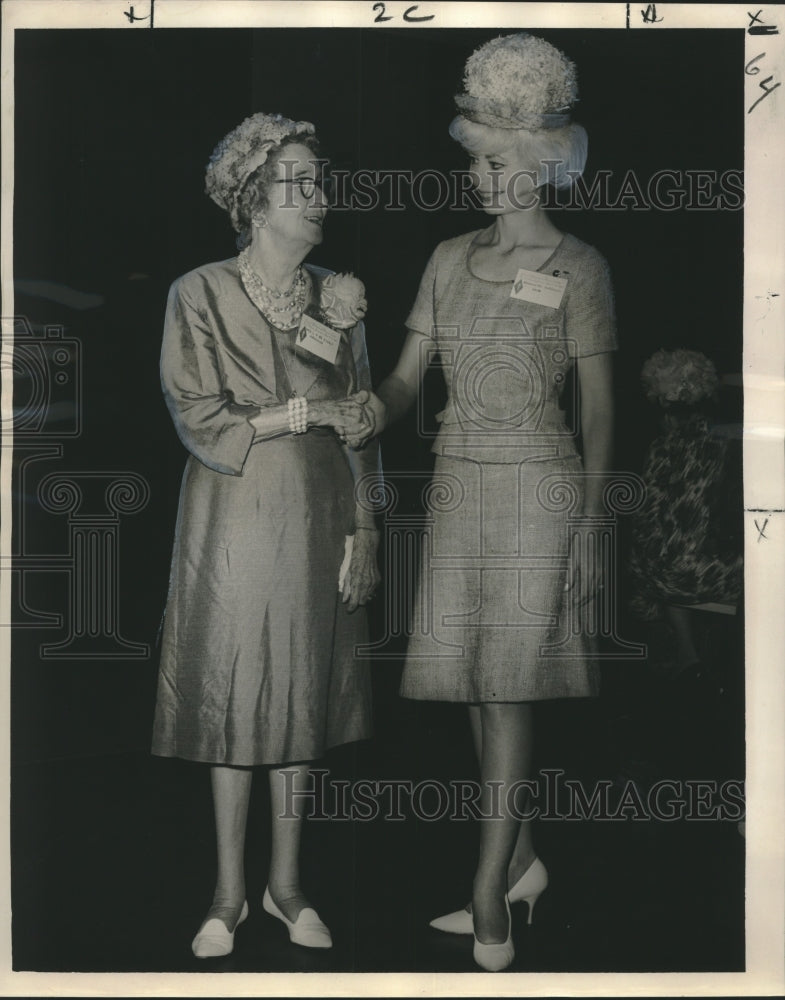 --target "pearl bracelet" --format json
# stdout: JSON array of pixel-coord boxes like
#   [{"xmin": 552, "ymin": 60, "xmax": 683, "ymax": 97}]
[{"xmin": 287, "ymin": 396, "xmax": 308, "ymax": 434}]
